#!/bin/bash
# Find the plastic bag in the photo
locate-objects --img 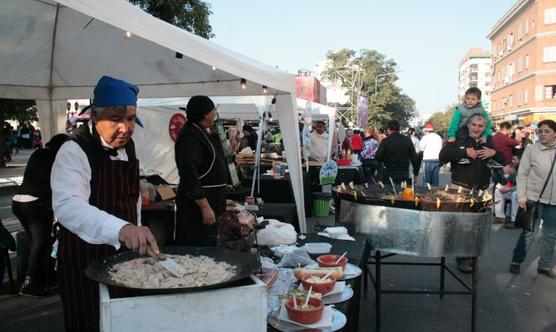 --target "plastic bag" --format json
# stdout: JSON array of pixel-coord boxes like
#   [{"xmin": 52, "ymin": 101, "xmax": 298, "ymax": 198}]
[
  {"xmin": 276, "ymin": 247, "xmax": 315, "ymax": 268},
  {"xmin": 257, "ymin": 219, "xmax": 297, "ymax": 247}
]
